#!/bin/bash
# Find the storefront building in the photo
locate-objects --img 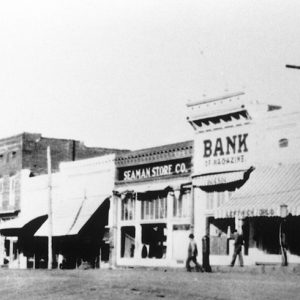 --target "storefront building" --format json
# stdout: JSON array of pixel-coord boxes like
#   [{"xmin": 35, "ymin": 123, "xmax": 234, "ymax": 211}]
[
  {"xmin": 113, "ymin": 141, "xmax": 194, "ymax": 267},
  {"xmin": 0, "ymin": 154, "xmax": 116, "ymax": 269},
  {"xmin": 0, "ymin": 170, "xmax": 59, "ymax": 268},
  {"xmin": 187, "ymin": 91, "xmax": 300, "ymax": 265}
]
